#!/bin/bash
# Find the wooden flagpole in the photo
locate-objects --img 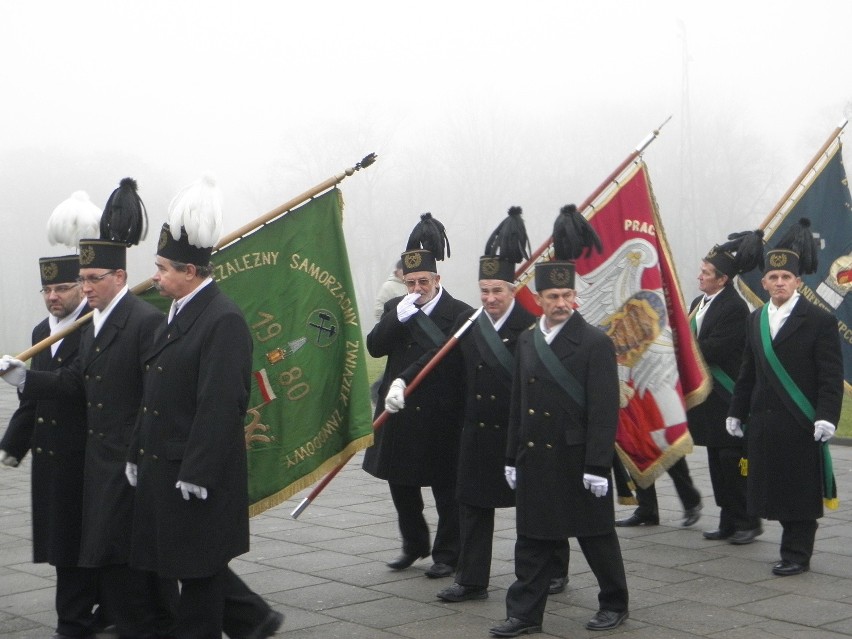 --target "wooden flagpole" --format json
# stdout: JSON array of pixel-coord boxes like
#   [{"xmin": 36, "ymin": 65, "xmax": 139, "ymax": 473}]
[
  {"xmin": 512, "ymin": 117, "xmax": 671, "ymax": 282},
  {"xmin": 756, "ymin": 119, "xmax": 847, "ymax": 234},
  {"xmin": 291, "ymin": 307, "xmax": 485, "ymax": 519},
  {"xmin": 9, "ymin": 153, "xmax": 377, "ymax": 365}
]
